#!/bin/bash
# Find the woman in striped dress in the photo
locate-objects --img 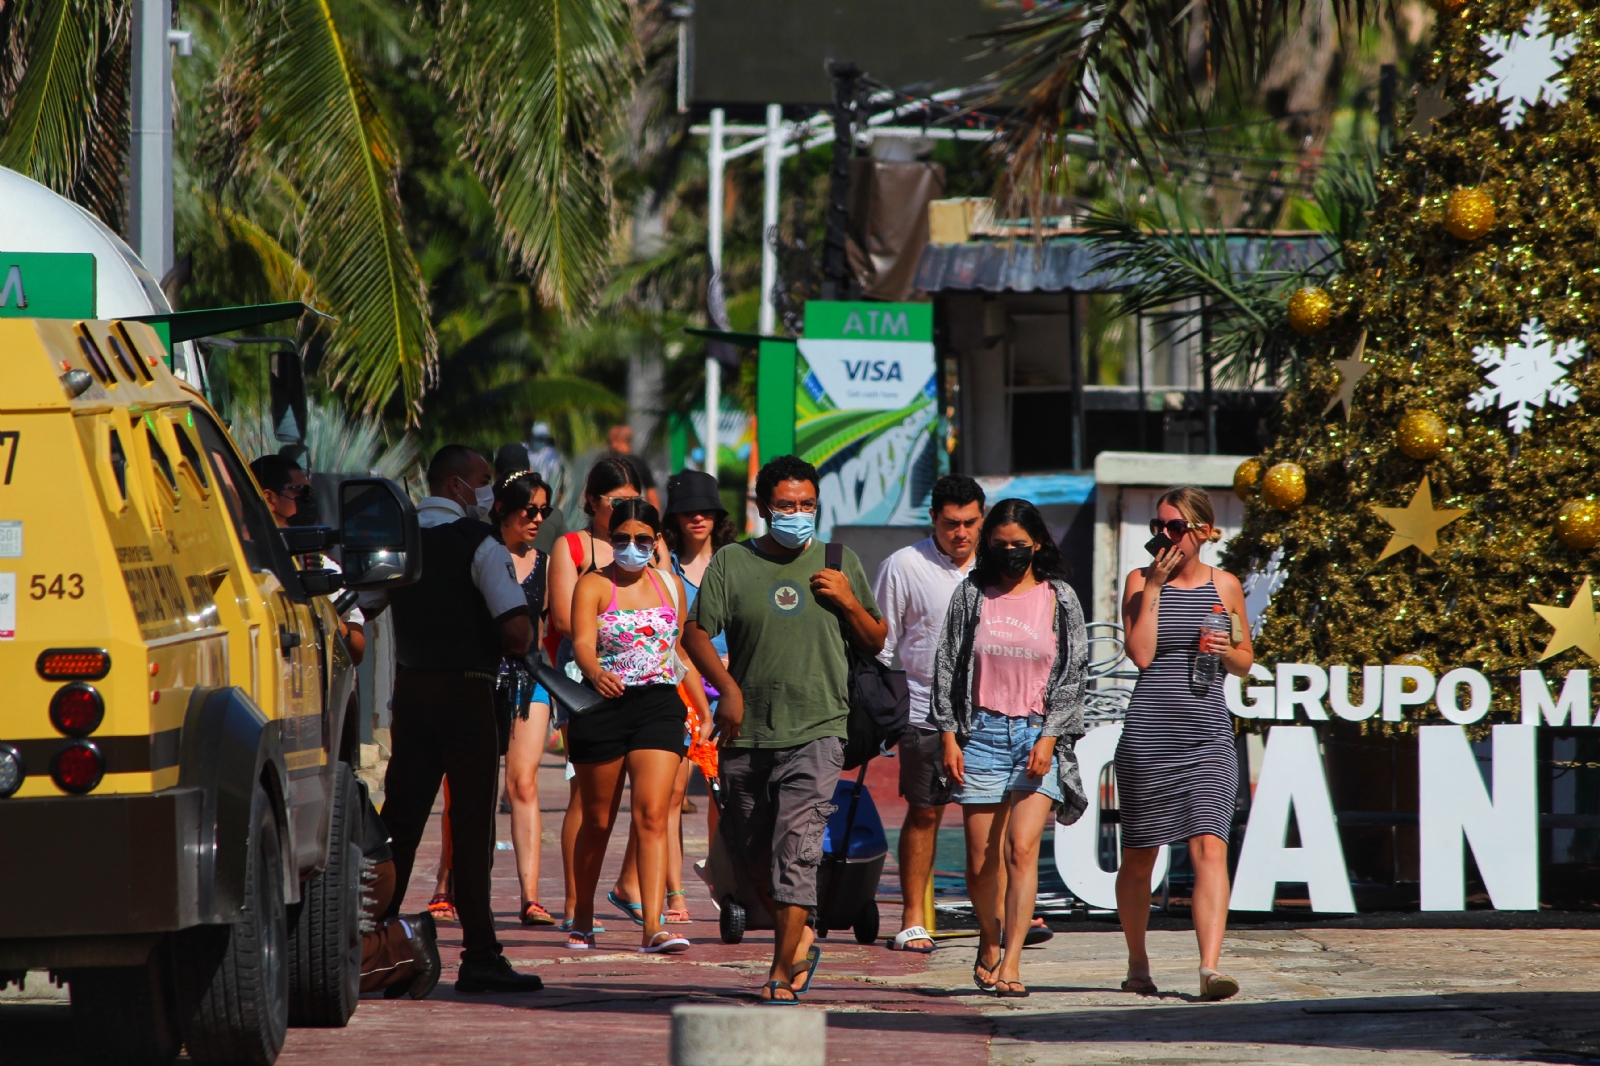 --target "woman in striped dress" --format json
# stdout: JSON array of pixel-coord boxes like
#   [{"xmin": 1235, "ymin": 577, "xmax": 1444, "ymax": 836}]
[{"xmin": 1116, "ymin": 486, "xmax": 1253, "ymax": 1001}]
